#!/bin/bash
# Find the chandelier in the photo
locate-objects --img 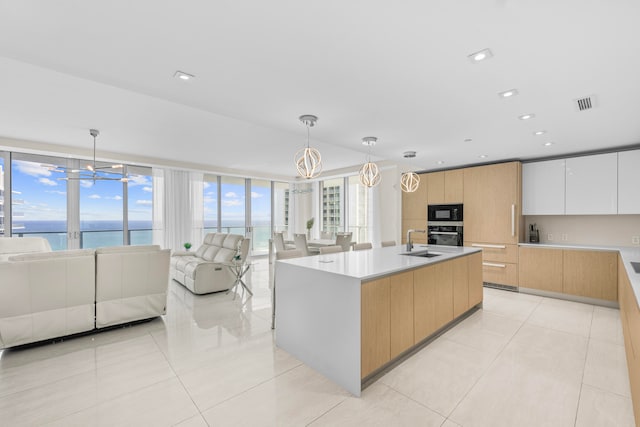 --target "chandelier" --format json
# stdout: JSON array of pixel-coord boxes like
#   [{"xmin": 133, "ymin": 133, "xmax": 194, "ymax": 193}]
[
  {"xmin": 294, "ymin": 115, "xmax": 322, "ymax": 179},
  {"xmin": 359, "ymin": 136, "xmax": 381, "ymax": 188},
  {"xmin": 45, "ymin": 129, "xmax": 129, "ymax": 183},
  {"xmin": 400, "ymin": 151, "xmax": 420, "ymax": 193}
]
